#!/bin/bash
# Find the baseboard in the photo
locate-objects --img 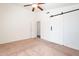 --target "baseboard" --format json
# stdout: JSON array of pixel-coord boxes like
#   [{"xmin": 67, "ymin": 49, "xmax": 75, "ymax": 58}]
[
  {"xmin": 0, "ymin": 37, "xmax": 36, "ymax": 44},
  {"xmin": 41, "ymin": 38, "xmax": 79, "ymax": 51}
]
